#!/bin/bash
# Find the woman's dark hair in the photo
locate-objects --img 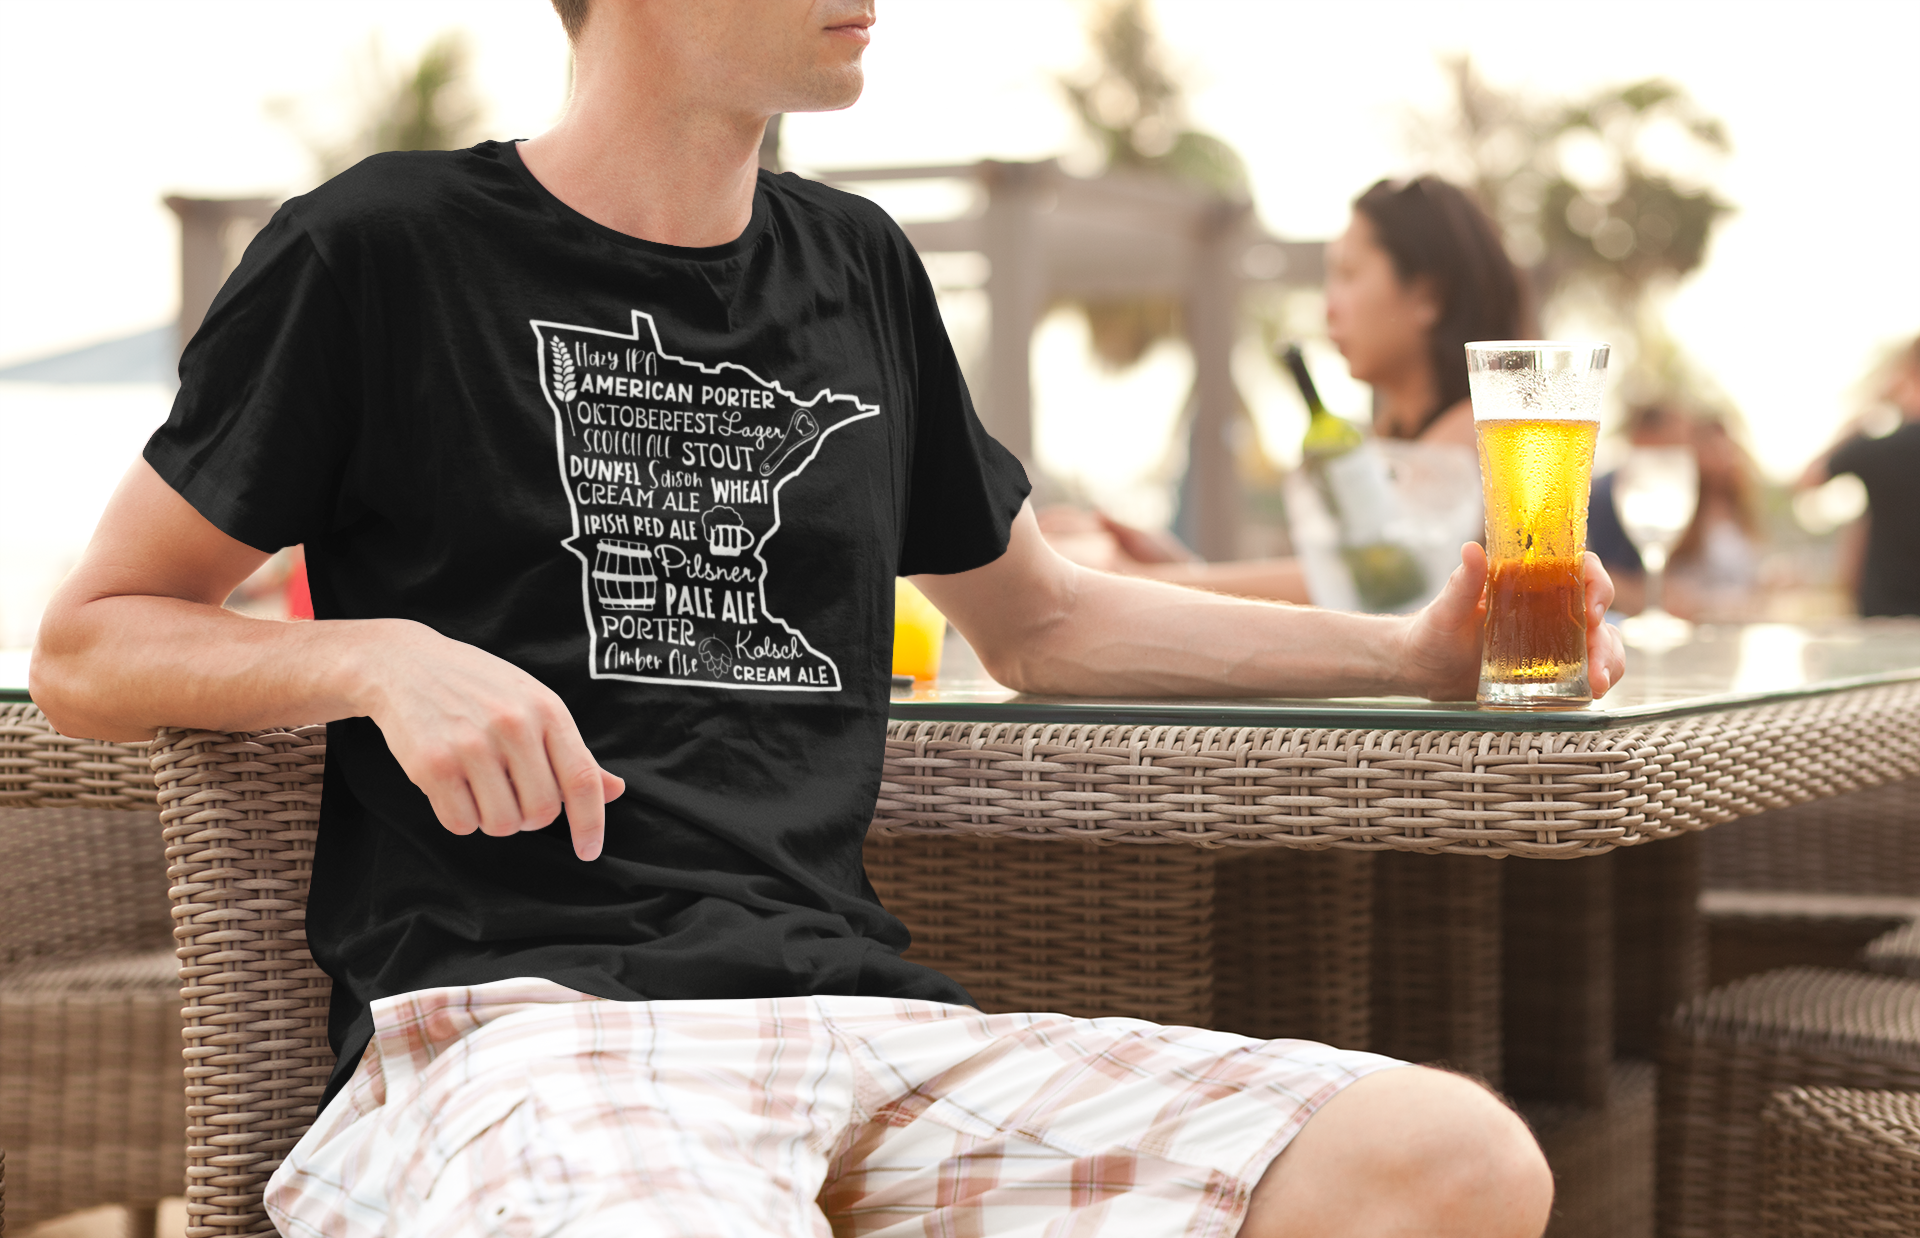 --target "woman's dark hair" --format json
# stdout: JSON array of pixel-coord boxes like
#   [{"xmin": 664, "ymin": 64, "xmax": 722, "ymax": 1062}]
[{"xmin": 1353, "ymin": 176, "xmax": 1530, "ymax": 434}]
